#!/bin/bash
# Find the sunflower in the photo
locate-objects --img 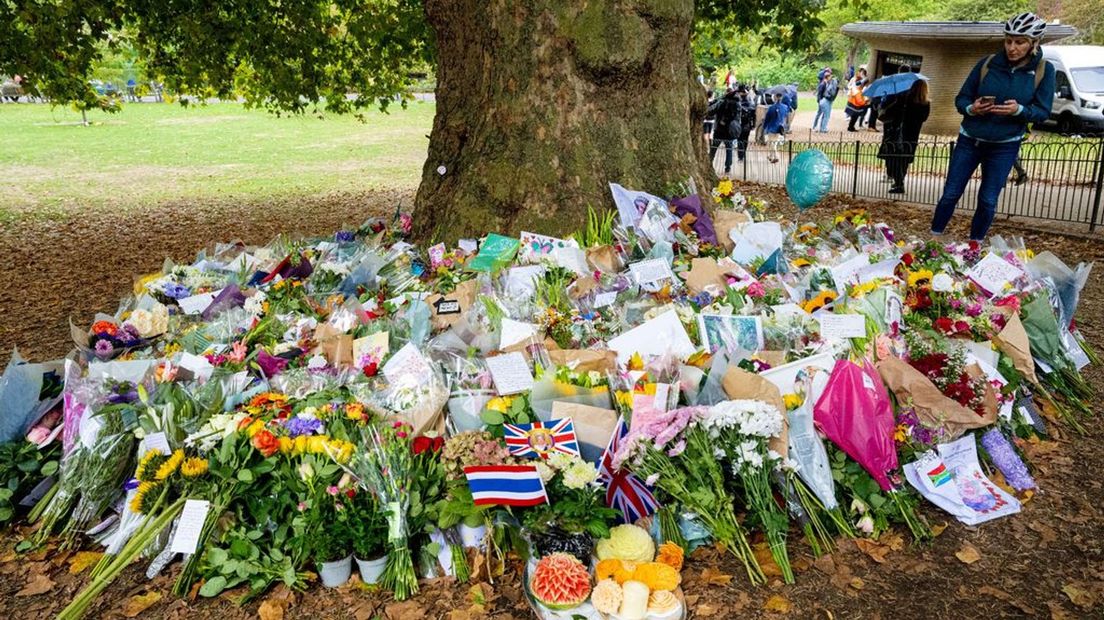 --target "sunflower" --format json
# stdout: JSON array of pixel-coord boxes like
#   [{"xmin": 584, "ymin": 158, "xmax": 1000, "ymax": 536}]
[
  {"xmin": 135, "ymin": 448, "xmax": 165, "ymax": 482},
  {"xmin": 129, "ymin": 481, "xmax": 160, "ymax": 514},
  {"xmin": 849, "ymin": 280, "xmax": 881, "ymax": 298},
  {"xmin": 802, "ymin": 290, "xmax": 838, "ymax": 314},
  {"xmin": 791, "ymin": 257, "xmax": 812, "ymax": 268},
  {"xmin": 155, "ymin": 449, "xmax": 185, "ymax": 481},
  {"xmin": 181, "ymin": 457, "xmax": 209, "ymax": 479},
  {"xmin": 907, "ymin": 269, "xmax": 933, "ymax": 288}
]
